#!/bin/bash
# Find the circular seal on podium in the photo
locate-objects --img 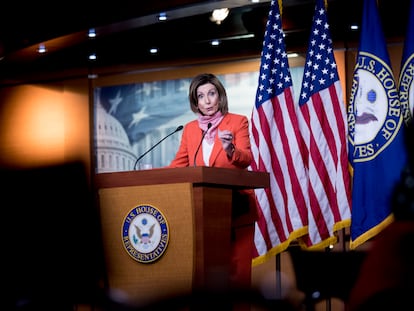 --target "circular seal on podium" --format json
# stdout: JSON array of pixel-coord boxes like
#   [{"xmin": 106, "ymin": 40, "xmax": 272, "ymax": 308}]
[{"xmin": 121, "ymin": 204, "xmax": 169, "ymax": 263}]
